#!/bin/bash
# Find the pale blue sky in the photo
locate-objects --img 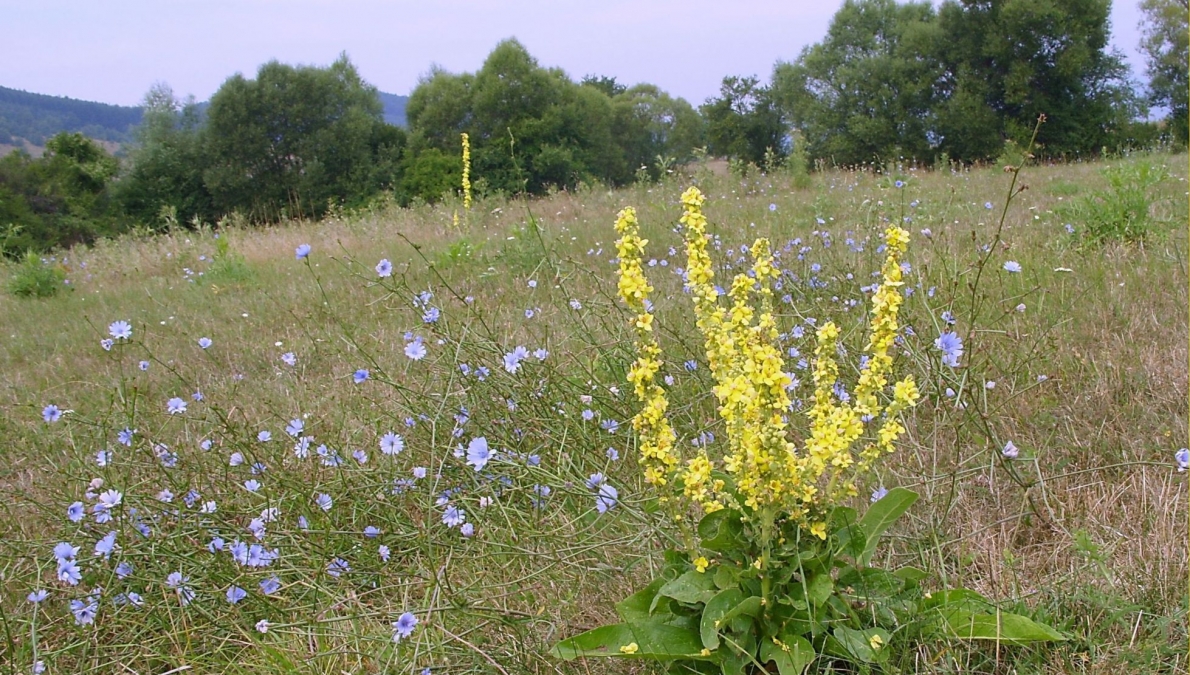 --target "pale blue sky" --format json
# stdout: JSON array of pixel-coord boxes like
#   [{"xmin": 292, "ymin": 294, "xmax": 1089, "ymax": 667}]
[{"xmin": 0, "ymin": 0, "xmax": 1151, "ymax": 107}]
